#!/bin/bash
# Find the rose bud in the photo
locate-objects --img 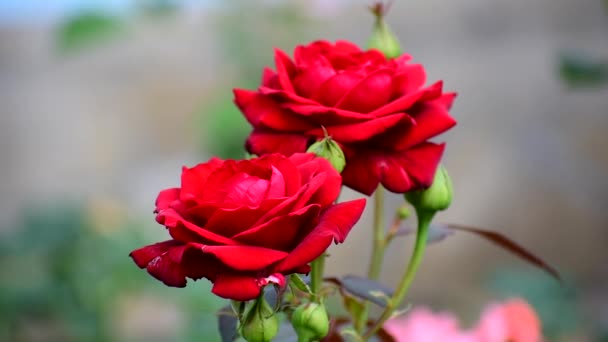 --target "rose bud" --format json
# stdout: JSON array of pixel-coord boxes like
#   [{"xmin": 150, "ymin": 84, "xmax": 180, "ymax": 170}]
[
  {"xmin": 405, "ymin": 165, "xmax": 453, "ymax": 213},
  {"xmin": 240, "ymin": 296, "xmax": 279, "ymax": 342},
  {"xmin": 306, "ymin": 134, "xmax": 346, "ymax": 173},
  {"xmin": 397, "ymin": 204, "xmax": 411, "ymax": 220},
  {"xmin": 291, "ymin": 302, "xmax": 330, "ymax": 342},
  {"xmin": 367, "ymin": 2, "xmax": 401, "ymax": 58}
]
